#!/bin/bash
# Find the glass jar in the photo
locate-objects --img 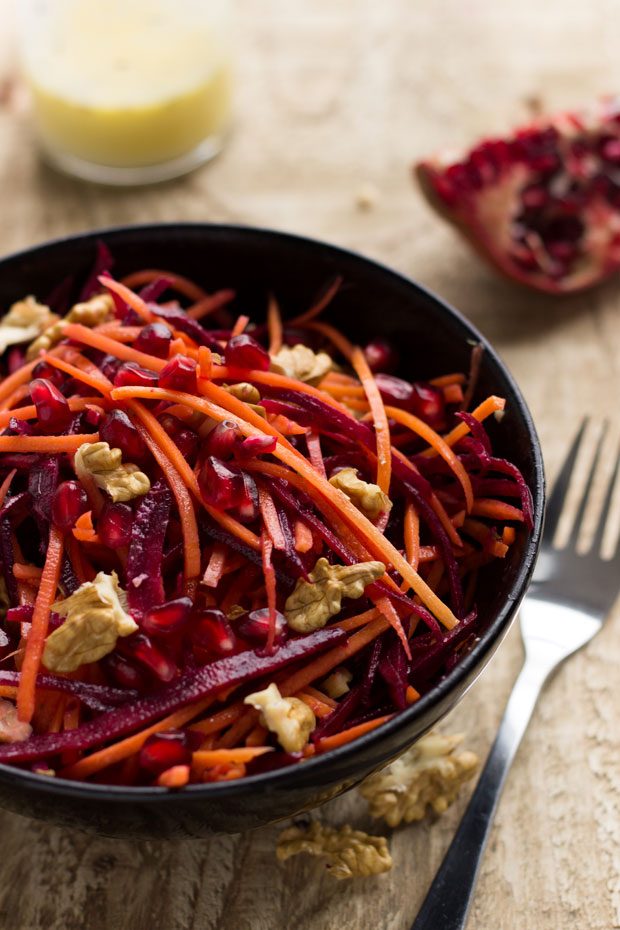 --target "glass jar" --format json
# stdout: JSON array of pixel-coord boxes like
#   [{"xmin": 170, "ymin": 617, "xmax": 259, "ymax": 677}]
[{"xmin": 17, "ymin": 0, "xmax": 233, "ymax": 185}]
